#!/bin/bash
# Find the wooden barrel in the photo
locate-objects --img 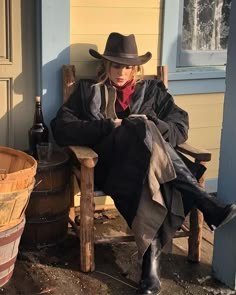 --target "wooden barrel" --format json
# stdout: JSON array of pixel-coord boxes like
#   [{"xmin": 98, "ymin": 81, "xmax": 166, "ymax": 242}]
[
  {"xmin": 0, "ymin": 146, "xmax": 37, "ymax": 231},
  {"xmin": 0, "ymin": 217, "xmax": 25, "ymax": 287},
  {"xmin": 0, "ymin": 181, "xmax": 35, "ymax": 231},
  {"xmin": 0, "ymin": 146, "xmax": 37, "ymax": 193},
  {"xmin": 21, "ymin": 150, "xmax": 71, "ymax": 248}
]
